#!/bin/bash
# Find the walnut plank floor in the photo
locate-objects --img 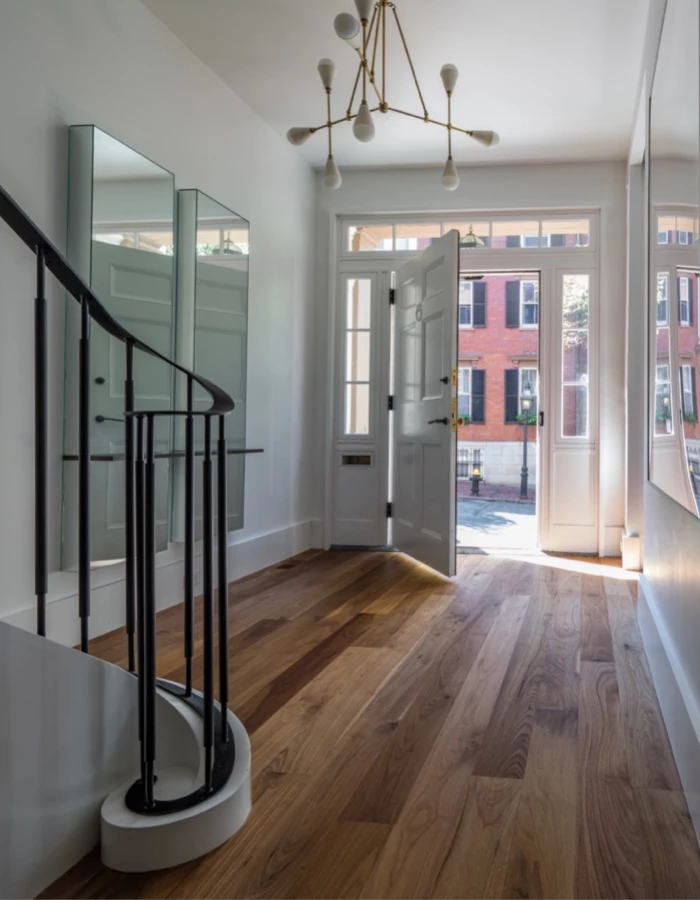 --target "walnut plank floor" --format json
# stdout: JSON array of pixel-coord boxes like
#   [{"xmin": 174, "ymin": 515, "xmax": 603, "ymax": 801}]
[{"xmin": 44, "ymin": 550, "xmax": 700, "ymax": 899}]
